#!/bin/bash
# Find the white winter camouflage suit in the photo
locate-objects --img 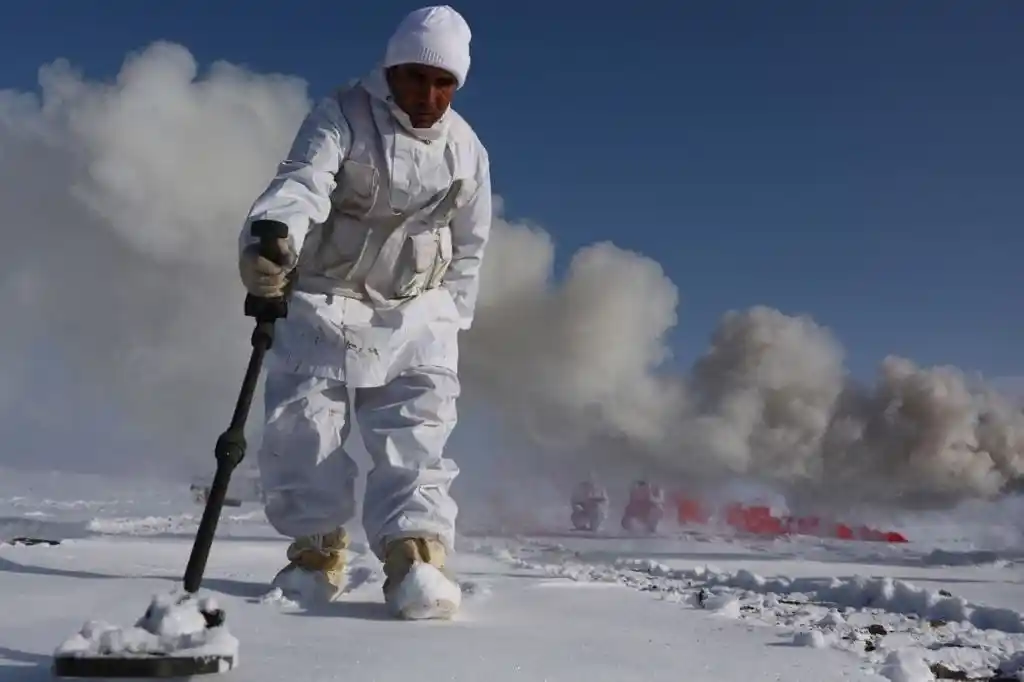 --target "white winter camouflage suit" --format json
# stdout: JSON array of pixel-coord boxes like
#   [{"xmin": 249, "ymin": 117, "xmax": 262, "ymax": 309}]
[{"xmin": 239, "ymin": 61, "xmax": 491, "ymax": 560}]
